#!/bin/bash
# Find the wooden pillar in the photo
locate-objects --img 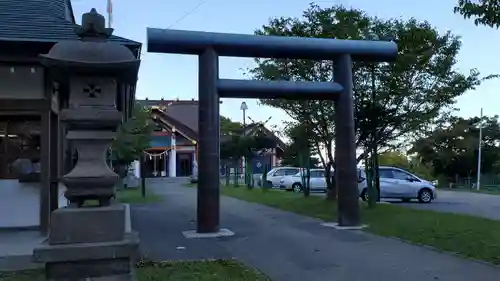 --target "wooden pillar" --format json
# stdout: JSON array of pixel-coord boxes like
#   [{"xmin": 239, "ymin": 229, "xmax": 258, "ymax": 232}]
[
  {"xmin": 40, "ymin": 111, "xmax": 51, "ymax": 234},
  {"xmin": 58, "ymin": 120, "xmax": 64, "ymax": 178},
  {"xmin": 63, "ymin": 130, "xmax": 72, "ymax": 174},
  {"xmin": 49, "ymin": 112, "xmax": 59, "ymax": 212},
  {"xmin": 0, "ymin": 121, "xmax": 8, "ymax": 179}
]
